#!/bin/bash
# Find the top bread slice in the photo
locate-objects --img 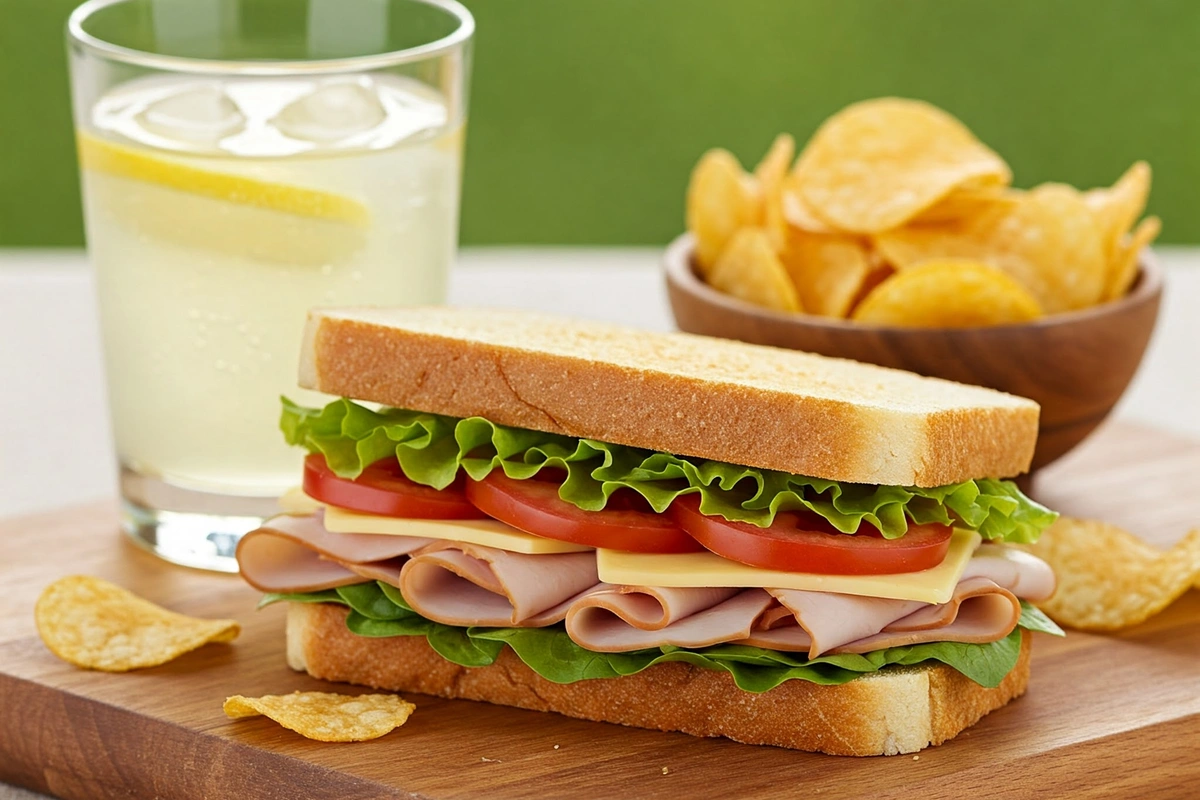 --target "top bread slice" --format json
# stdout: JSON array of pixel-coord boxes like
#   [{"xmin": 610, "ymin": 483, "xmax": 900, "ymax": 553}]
[{"xmin": 298, "ymin": 307, "xmax": 1038, "ymax": 487}]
